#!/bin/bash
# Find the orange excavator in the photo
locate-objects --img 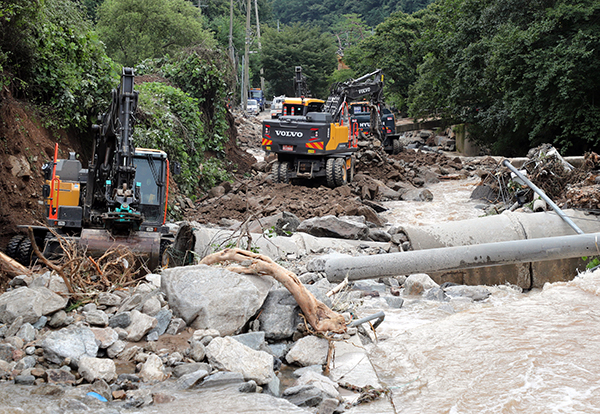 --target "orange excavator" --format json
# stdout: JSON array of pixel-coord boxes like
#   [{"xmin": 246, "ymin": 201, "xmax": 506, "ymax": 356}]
[{"xmin": 6, "ymin": 68, "xmax": 172, "ymax": 270}]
